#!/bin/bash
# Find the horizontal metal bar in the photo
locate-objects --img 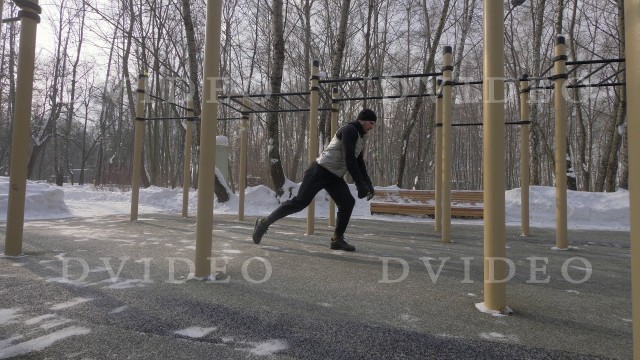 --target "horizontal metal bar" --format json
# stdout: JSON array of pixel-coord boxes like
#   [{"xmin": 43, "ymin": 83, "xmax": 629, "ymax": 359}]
[
  {"xmin": 319, "ymin": 72, "xmax": 442, "ymax": 84},
  {"xmin": 567, "ymin": 82, "xmax": 625, "ymax": 89},
  {"xmin": 218, "ymin": 91, "xmax": 311, "ymax": 100},
  {"xmin": 335, "ymin": 93, "xmax": 437, "ymax": 102},
  {"xmin": 453, "ymin": 80, "xmax": 483, "ymax": 85},
  {"xmin": 2, "ymin": 17, "xmax": 20, "ymax": 23},
  {"xmin": 246, "ymin": 108, "xmax": 332, "ymax": 114},
  {"xmin": 435, "ymin": 121, "xmax": 531, "ymax": 127},
  {"xmin": 145, "ymin": 116, "xmax": 199, "ymax": 121},
  {"xmin": 566, "ymin": 58, "xmax": 625, "ymax": 66}
]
